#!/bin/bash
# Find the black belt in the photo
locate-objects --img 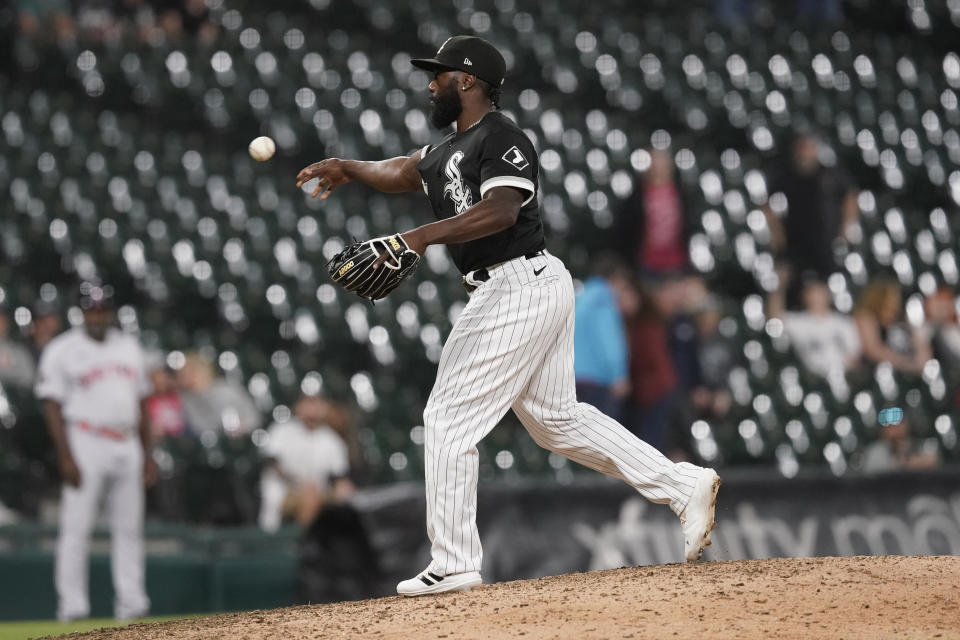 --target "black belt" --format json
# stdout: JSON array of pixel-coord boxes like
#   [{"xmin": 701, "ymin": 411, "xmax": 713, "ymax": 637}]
[{"xmin": 463, "ymin": 250, "xmax": 545, "ymax": 293}]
